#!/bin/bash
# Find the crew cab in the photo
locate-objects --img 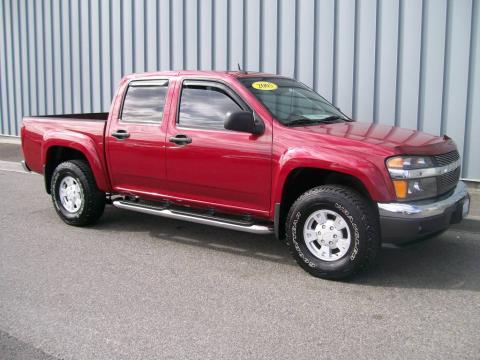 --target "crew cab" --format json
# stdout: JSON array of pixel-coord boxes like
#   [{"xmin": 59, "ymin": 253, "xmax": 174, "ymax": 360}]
[{"xmin": 21, "ymin": 71, "xmax": 470, "ymax": 279}]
